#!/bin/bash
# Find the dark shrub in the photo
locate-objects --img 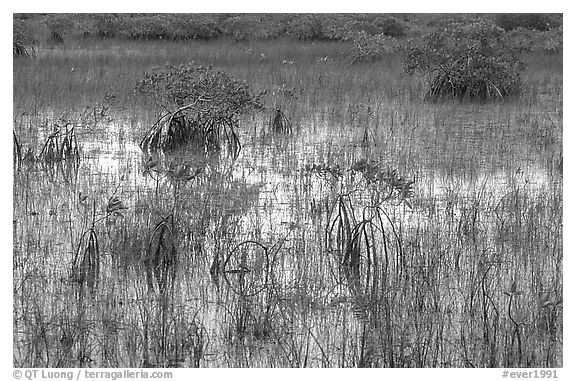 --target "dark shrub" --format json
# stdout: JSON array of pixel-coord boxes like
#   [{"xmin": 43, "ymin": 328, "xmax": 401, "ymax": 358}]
[
  {"xmin": 172, "ymin": 14, "xmax": 222, "ymax": 40},
  {"xmin": 317, "ymin": 14, "xmax": 357, "ymax": 40},
  {"xmin": 298, "ymin": 14, "xmax": 406, "ymax": 41},
  {"xmin": 220, "ymin": 14, "xmax": 285, "ymax": 41},
  {"xmin": 371, "ymin": 15, "xmax": 407, "ymax": 37},
  {"xmin": 494, "ymin": 13, "xmax": 561, "ymax": 31},
  {"xmin": 13, "ymin": 19, "xmax": 36, "ymax": 57},
  {"xmin": 505, "ymin": 26, "xmax": 563, "ymax": 54},
  {"xmin": 43, "ymin": 14, "xmax": 78, "ymax": 43},
  {"xmin": 93, "ymin": 14, "xmax": 124, "ymax": 38},
  {"xmin": 540, "ymin": 27, "xmax": 563, "ymax": 54},
  {"xmin": 426, "ymin": 14, "xmax": 486, "ymax": 28},
  {"xmin": 116, "ymin": 14, "xmax": 160, "ymax": 40},
  {"xmin": 404, "ymin": 19, "xmax": 526, "ymax": 100},
  {"xmin": 285, "ymin": 14, "xmax": 325, "ymax": 40},
  {"xmin": 135, "ymin": 63, "xmax": 264, "ymax": 154},
  {"xmin": 14, "ymin": 13, "xmax": 32, "ymax": 20},
  {"xmin": 506, "ymin": 27, "xmax": 537, "ymax": 52}
]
